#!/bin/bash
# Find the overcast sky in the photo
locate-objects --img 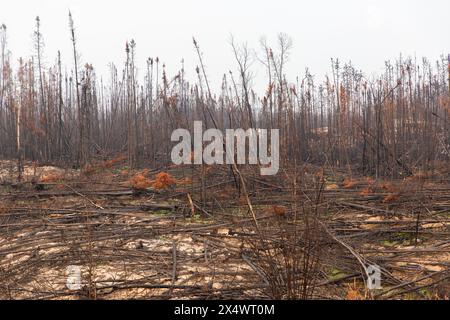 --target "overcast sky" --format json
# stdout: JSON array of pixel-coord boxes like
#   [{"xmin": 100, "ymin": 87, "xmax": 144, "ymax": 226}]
[{"xmin": 2, "ymin": 0, "xmax": 449, "ymax": 91}]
